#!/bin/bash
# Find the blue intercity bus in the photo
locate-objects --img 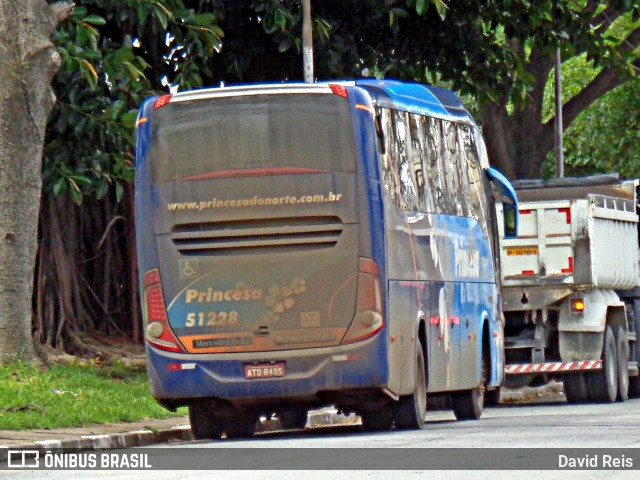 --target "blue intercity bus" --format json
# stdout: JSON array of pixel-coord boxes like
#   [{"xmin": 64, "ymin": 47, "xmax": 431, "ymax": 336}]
[{"xmin": 134, "ymin": 80, "xmax": 518, "ymax": 438}]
